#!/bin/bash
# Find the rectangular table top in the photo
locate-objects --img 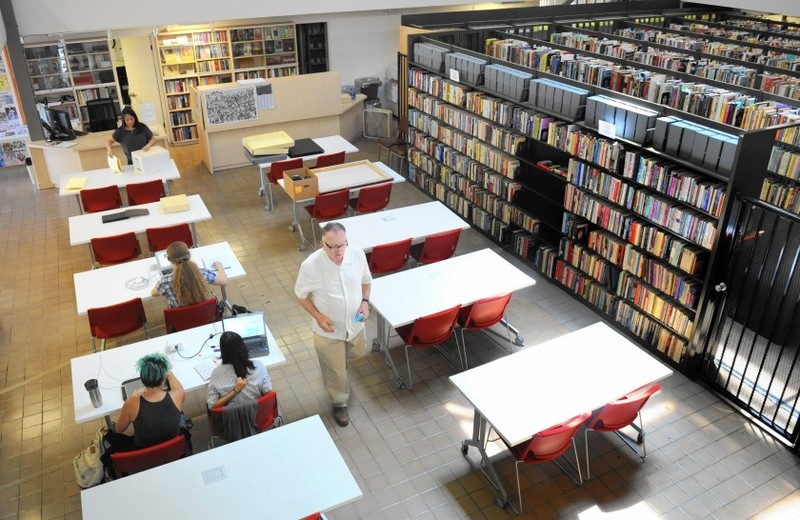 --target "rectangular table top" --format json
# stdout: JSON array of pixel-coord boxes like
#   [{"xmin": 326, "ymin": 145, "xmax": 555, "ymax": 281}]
[
  {"xmin": 370, "ymin": 248, "xmax": 536, "ymax": 329},
  {"xmin": 58, "ymin": 160, "xmax": 181, "ymax": 196},
  {"xmin": 68, "ymin": 193, "xmax": 211, "ymax": 246},
  {"xmin": 73, "ymin": 241, "xmax": 244, "ymax": 315},
  {"xmin": 244, "ymin": 134, "xmax": 358, "ymax": 167},
  {"xmin": 450, "ymin": 322, "xmax": 673, "ymax": 446},
  {"xmin": 81, "ymin": 415, "xmax": 361, "ymax": 519},
  {"xmin": 71, "ymin": 319, "xmax": 285, "ymax": 424},
  {"xmin": 333, "ymin": 201, "xmax": 471, "ymax": 253},
  {"xmin": 278, "ymin": 161, "xmax": 405, "ymax": 203}
]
